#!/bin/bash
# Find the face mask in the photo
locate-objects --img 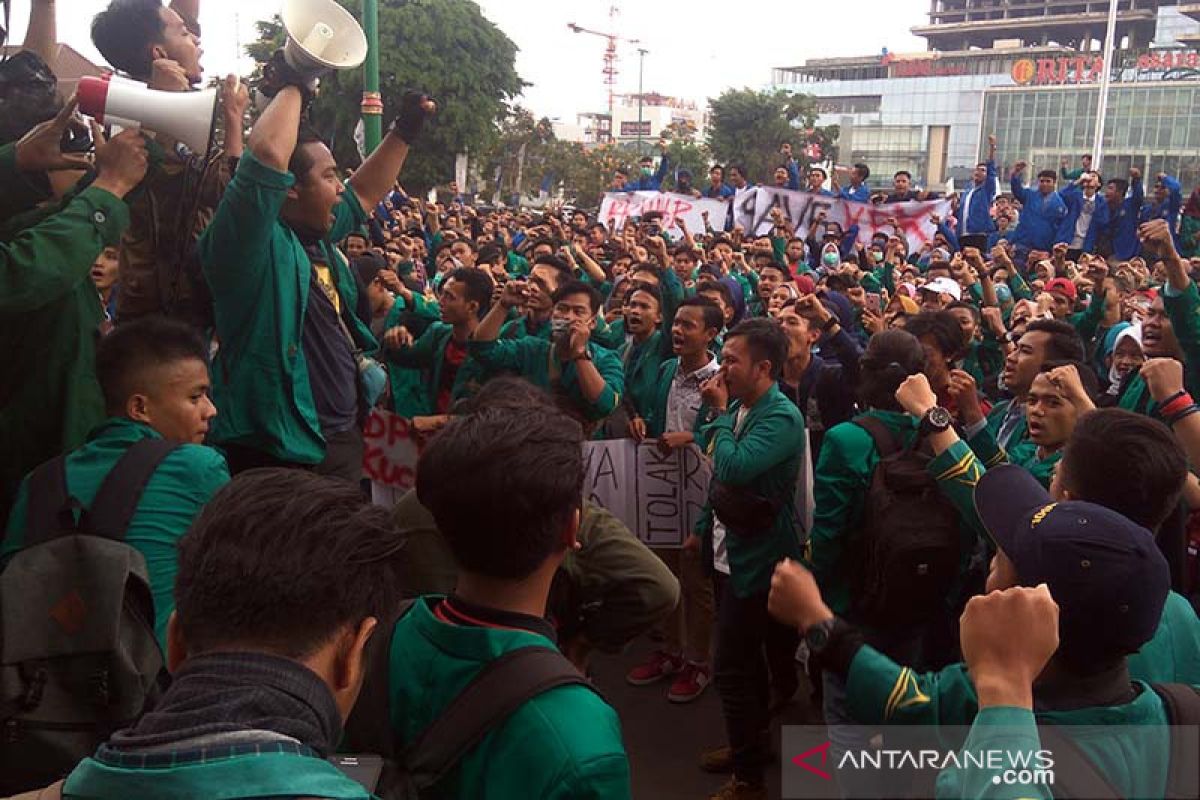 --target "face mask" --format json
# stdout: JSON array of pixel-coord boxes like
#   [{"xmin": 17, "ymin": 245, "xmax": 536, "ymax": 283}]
[
  {"xmin": 996, "ymin": 284, "xmax": 1013, "ymax": 304},
  {"xmin": 641, "ymin": 167, "xmax": 653, "ymax": 178},
  {"xmin": 822, "ymin": 251, "xmax": 840, "ymax": 268},
  {"xmin": 868, "ymin": 249, "xmax": 882, "ymax": 263}
]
